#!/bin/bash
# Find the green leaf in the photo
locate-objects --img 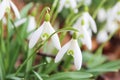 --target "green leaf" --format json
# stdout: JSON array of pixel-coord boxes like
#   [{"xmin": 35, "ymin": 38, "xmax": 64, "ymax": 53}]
[
  {"xmin": 45, "ymin": 72, "xmax": 93, "ymax": 80},
  {"xmin": 83, "ymin": 51, "xmax": 107, "ymax": 68},
  {"xmin": 94, "ymin": 60, "xmax": 120, "ymax": 69},
  {"xmin": 33, "ymin": 70, "xmax": 43, "ymax": 80},
  {"xmin": 20, "ymin": 3, "xmax": 33, "ymax": 17},
  {"xmin": 87, "ymin": 68, "xmax": 118, "ymax": 73}
]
